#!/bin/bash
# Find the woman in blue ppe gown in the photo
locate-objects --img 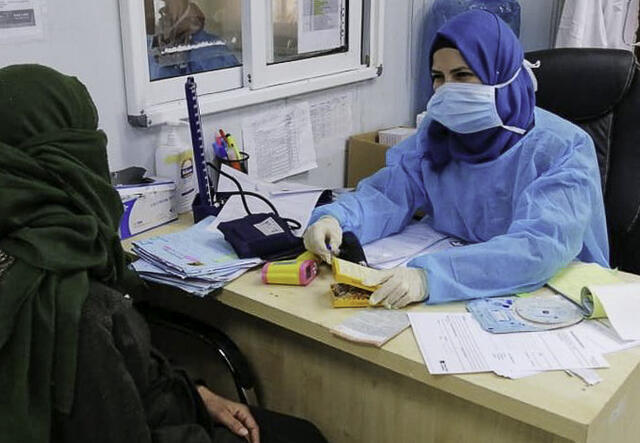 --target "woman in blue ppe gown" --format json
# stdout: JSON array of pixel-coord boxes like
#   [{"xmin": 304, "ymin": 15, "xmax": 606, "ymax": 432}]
[{"xmin": 303, "ymin": 10, "xmax": 609, "ymax": 308}]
